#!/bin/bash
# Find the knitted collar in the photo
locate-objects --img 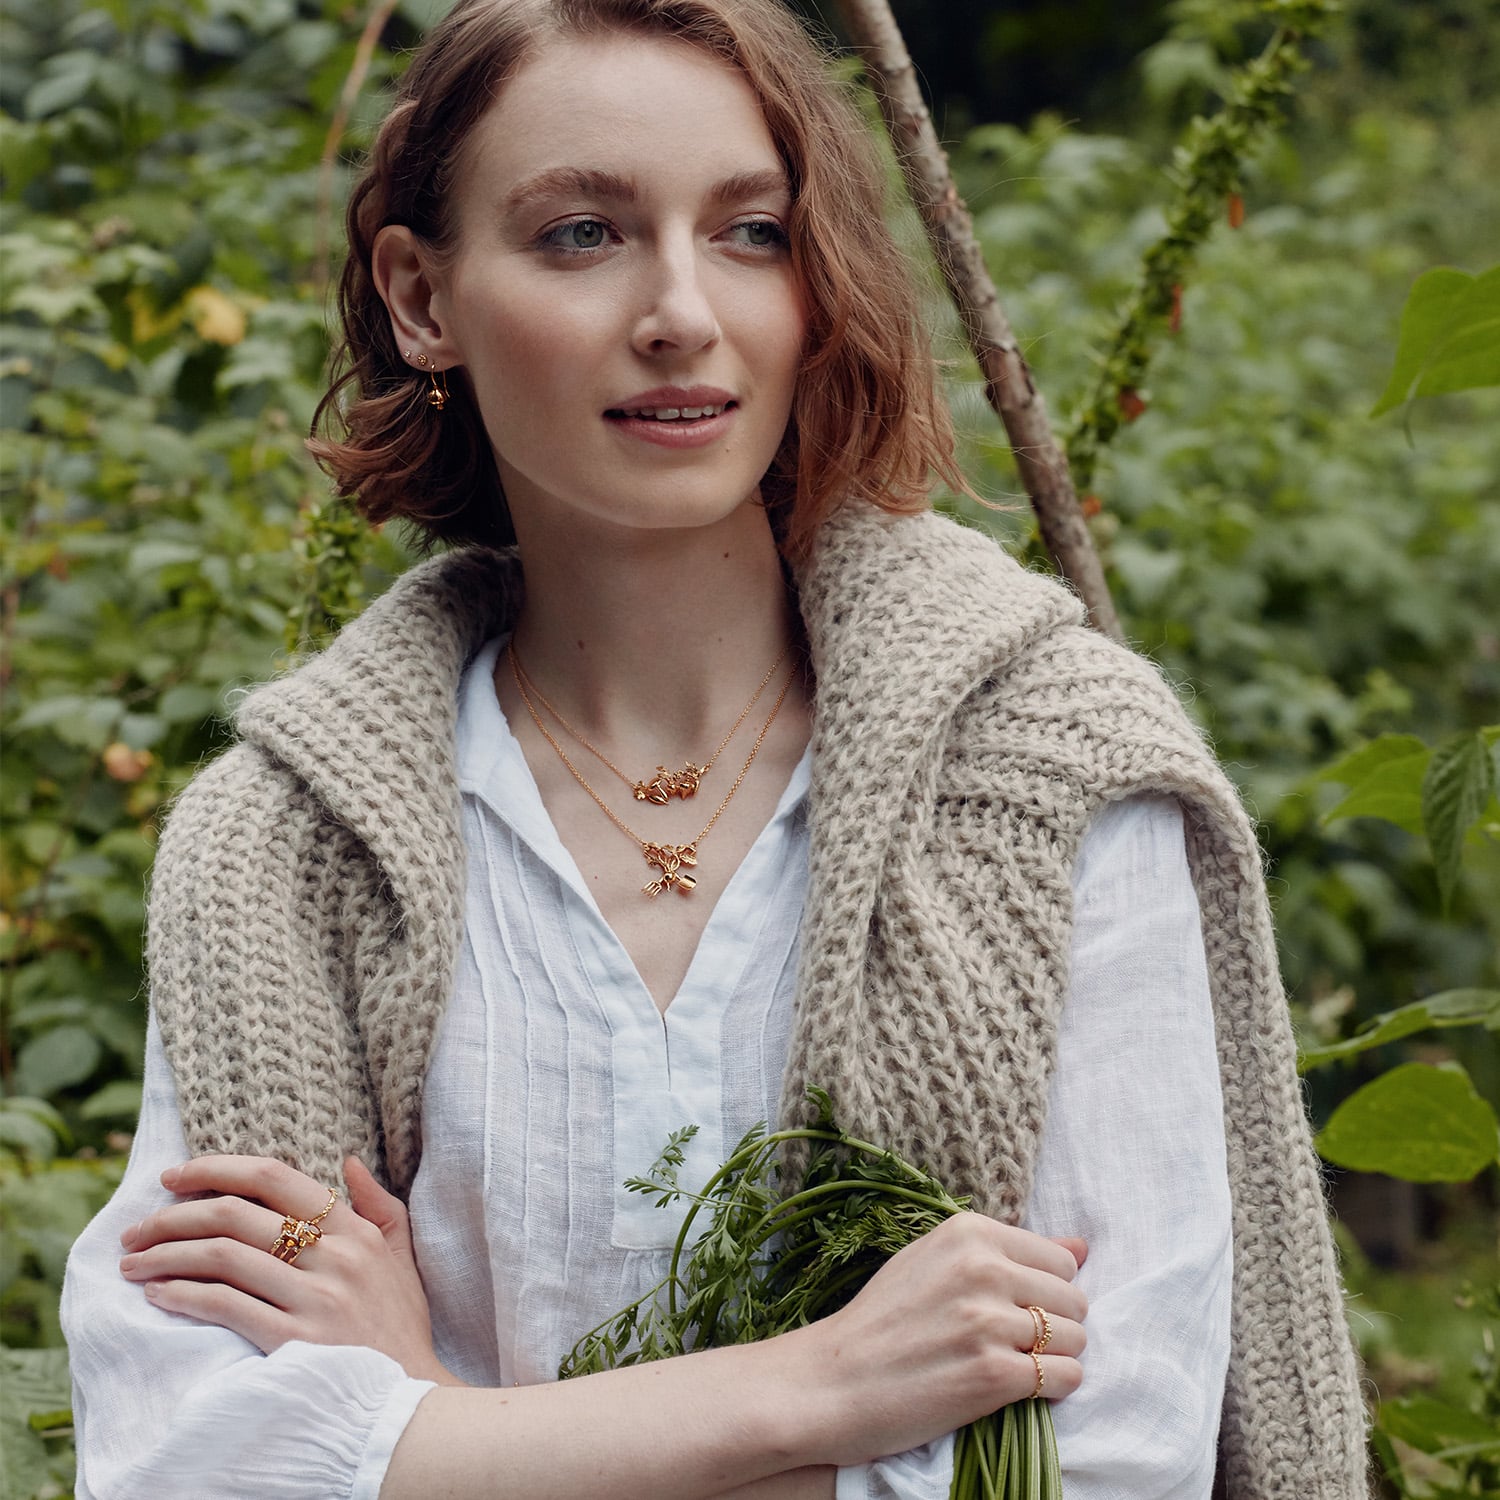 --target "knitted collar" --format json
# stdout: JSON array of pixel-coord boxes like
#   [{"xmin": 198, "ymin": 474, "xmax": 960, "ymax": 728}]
[{"xmin": 233, "ymin": 504, "xmax": 1080, "ymax": 950}]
